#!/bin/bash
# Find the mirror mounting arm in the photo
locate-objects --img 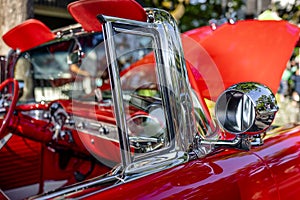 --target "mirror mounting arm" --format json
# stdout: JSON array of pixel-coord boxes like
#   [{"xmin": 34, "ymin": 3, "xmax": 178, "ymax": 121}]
[
  {"xmin": 212, "ymin": 134, "xmax": 252, "ymax": 151},
  {"xmin": 189, "ymin": 134, "xmax": 252, "ymax": 160}
]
